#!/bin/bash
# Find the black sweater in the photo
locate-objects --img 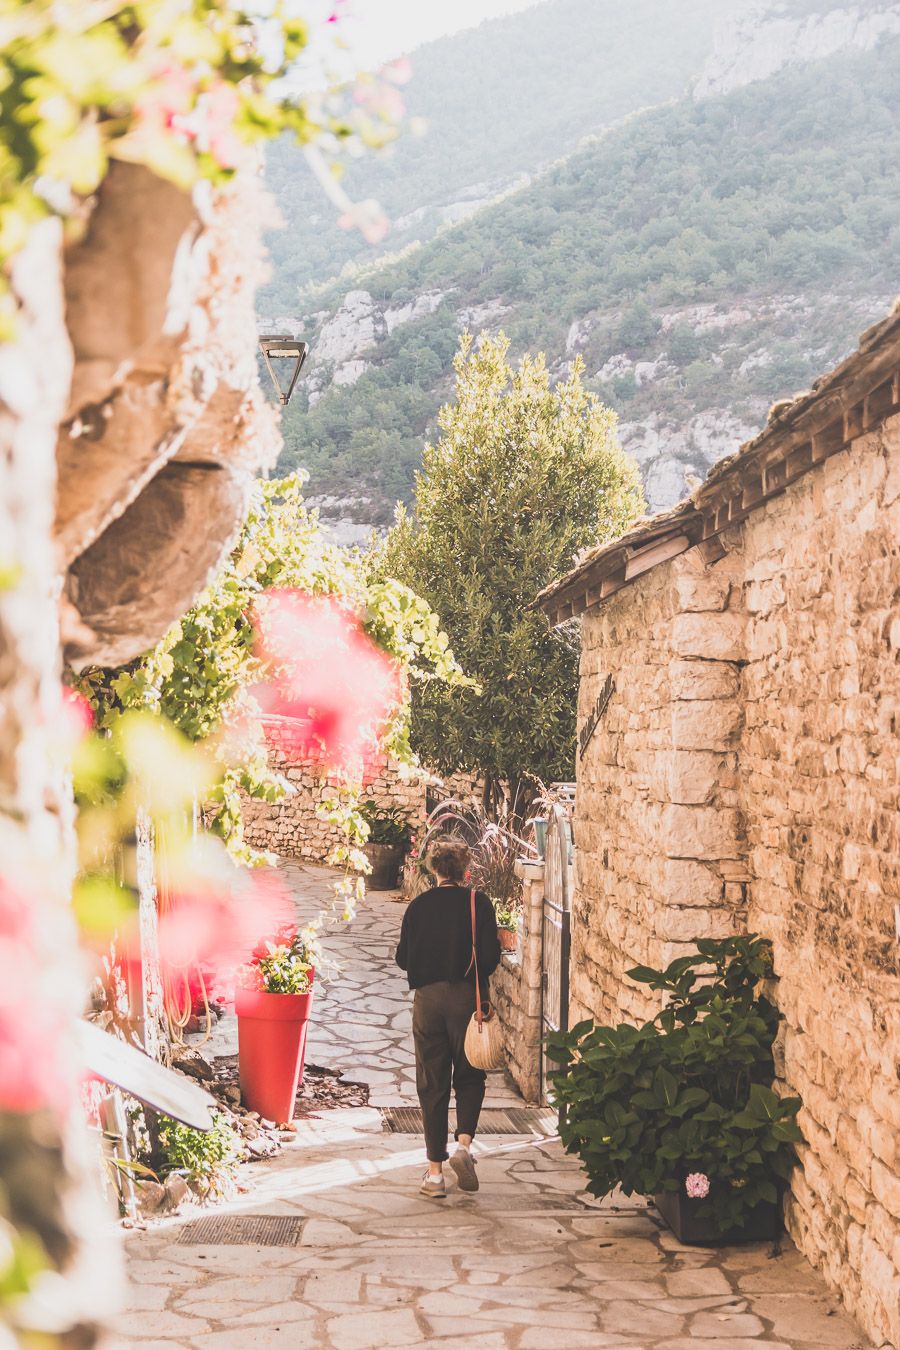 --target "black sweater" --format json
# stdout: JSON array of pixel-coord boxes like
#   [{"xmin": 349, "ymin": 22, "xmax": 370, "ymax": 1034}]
[{"xmin": 396, "ymin": 885, "xmax": 501, "ymax": 995}]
